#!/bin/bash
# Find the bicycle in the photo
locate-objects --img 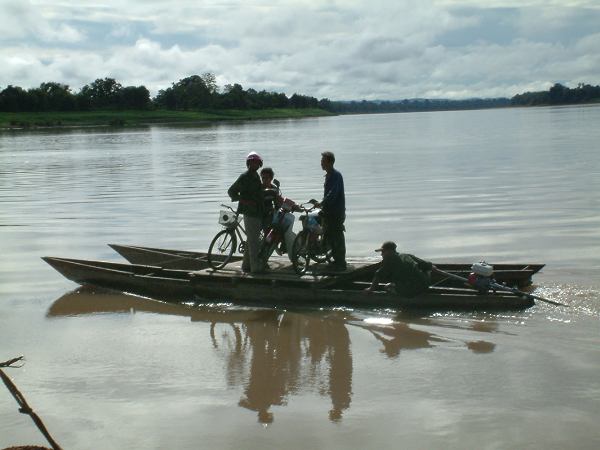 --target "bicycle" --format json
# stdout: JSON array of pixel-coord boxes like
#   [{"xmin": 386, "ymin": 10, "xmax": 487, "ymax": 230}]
[
  {"xmin": 290, "ymin": 200, "xmax": 333, "ymax": 274},
  {"xmin": 207, "ymin": 204, "xmax": 247, "ymax": 270}
]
